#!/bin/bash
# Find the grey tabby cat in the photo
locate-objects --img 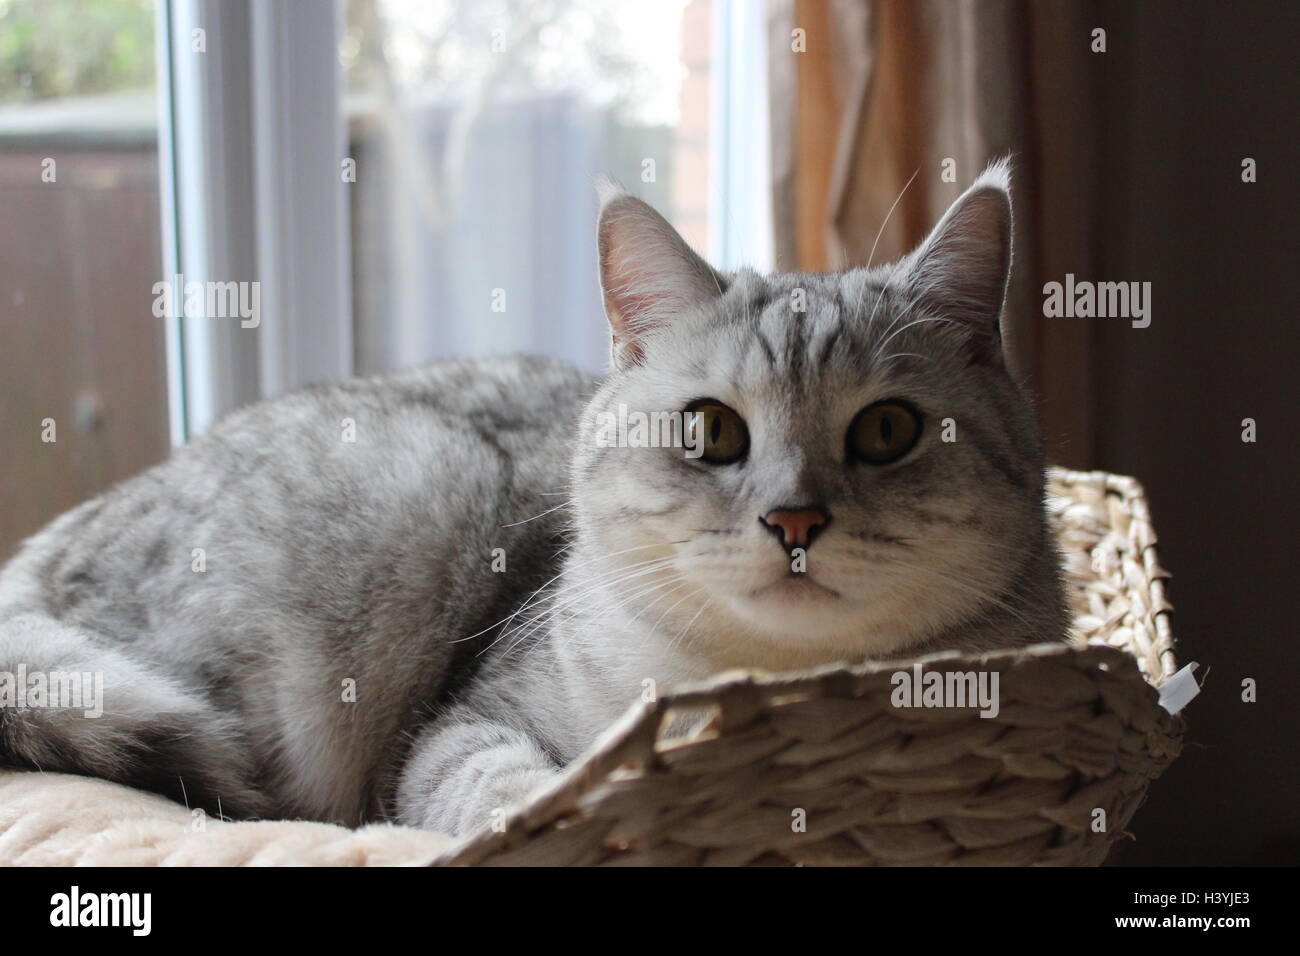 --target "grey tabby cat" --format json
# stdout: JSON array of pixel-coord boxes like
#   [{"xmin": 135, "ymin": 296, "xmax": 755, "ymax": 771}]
[{"xmin": 0, "ymin": 162, "xmax": 1066, "ymax": 835}]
